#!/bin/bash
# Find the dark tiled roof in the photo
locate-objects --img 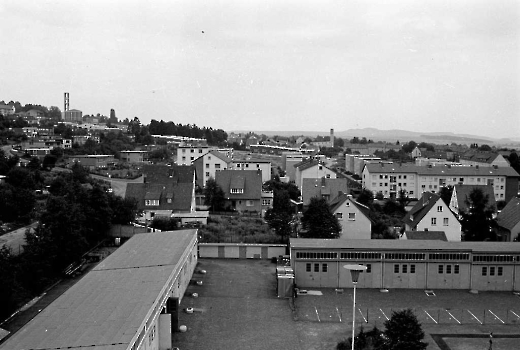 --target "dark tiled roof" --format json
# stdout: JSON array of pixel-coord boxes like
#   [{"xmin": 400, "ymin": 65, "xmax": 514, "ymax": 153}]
[
  {"xmin": 497, "ymin": 197, "xmax": 520, "ymax": 231},
  {"xmin": 215, "ymin": 170, "xmax": 262, "ymax": 200},
  {"xmin": 460, "ymin": 151, "xmax": 501, "ymax": 164},
  {"xmin": 193, "ymin": 150, "xmax": 232, "ymax": 164},
  {"xmin": 301, "ymin": 178, "xmax": 350, "ymax": 204},
  {"xmin": 403, "ymin": 231, "xmax": 448, "ymax": 241},
  {"xmin": 125, "ymin": 182, "xmax": 193, "ymax": 211},
  {"xmin": 453, "ymin": 185, "xmax": 496, "ymax": 213},
  {"xmin": 403, "ymin": 192, "xmax": 440, "ymax": 228},
  {"xmin": 142, "ymin": 164, "xmax": 195, "ymax": 184}
]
